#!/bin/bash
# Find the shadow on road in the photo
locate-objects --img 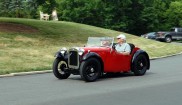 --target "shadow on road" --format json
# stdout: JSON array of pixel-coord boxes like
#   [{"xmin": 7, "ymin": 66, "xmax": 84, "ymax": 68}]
[{"xmin": 62, "ymin": 72, "xmax": 154, "ymax": 82}]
